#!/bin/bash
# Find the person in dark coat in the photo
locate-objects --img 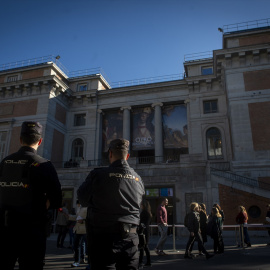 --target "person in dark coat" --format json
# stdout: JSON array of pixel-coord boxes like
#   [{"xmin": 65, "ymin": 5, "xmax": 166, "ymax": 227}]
[
  {"xmin": 213, "ymin": 203, "xmax": 225, "ymax": 227},
  {"xmin": 139, "ymin": 199, "xmax": 152, "ymax": 268},
  {"xmin": 198, "ymin": 203, "xmax": 208, "ymax": 255},
  {"xmin": 0, "ymin": 121, "xmax": 62, "ymax": 270},
  {"xmin": 210, "ymin": 207, "xmax": 224, "ymax": 253},
  {"xmin": 77, "ymin": 139, "xmax": 145, "ymax": 270},
  {"xmin": 184, "ymin": 202, "xmax": 214, "ymax": 260}
]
